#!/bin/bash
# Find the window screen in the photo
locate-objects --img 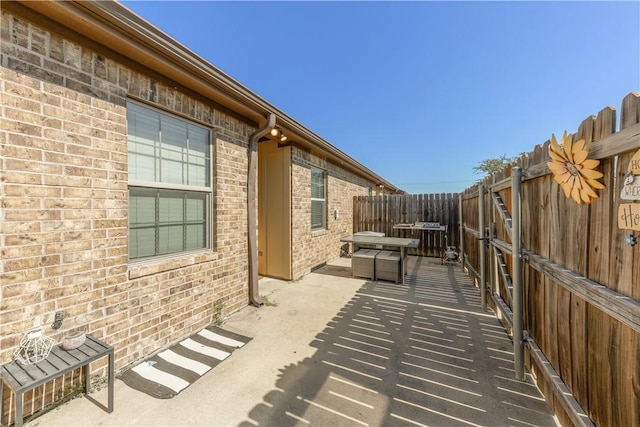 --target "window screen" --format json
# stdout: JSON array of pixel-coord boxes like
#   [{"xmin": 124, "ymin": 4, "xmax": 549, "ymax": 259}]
[
  {"xmin": 128, "ymin": 102, "xmax": 212, "ymax": 260},
  {"xmin": 311, "ymin": 168, "xmax": 326, "ymax": 230}
]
